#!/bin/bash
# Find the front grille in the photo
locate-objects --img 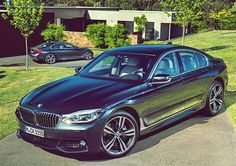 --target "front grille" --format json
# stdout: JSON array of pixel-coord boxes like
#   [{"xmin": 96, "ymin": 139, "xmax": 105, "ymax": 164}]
[
  {"xmin": 20, "ymin": 107, "xmax": 35, "ymax": 125},
  {"xmin": 19, "ymin": 107, "xmax": 60, "ymax": 128},
  {"xmin": 36, "ymin": 112, "xmax": 60, "ymax": 128}
]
